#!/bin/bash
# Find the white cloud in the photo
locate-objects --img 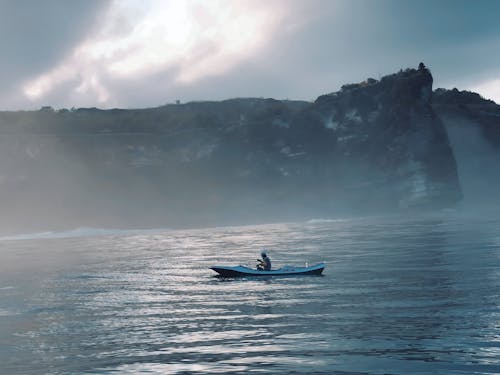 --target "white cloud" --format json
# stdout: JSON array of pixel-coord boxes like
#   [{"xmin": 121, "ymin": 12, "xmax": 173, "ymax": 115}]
[
  {"xmin": 22, "ymin": 0, "xmax": 286, "ymax": 107},
  {"xmin": 471, "ymin": 78, "xmax": 500, "ymax": 104}
]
